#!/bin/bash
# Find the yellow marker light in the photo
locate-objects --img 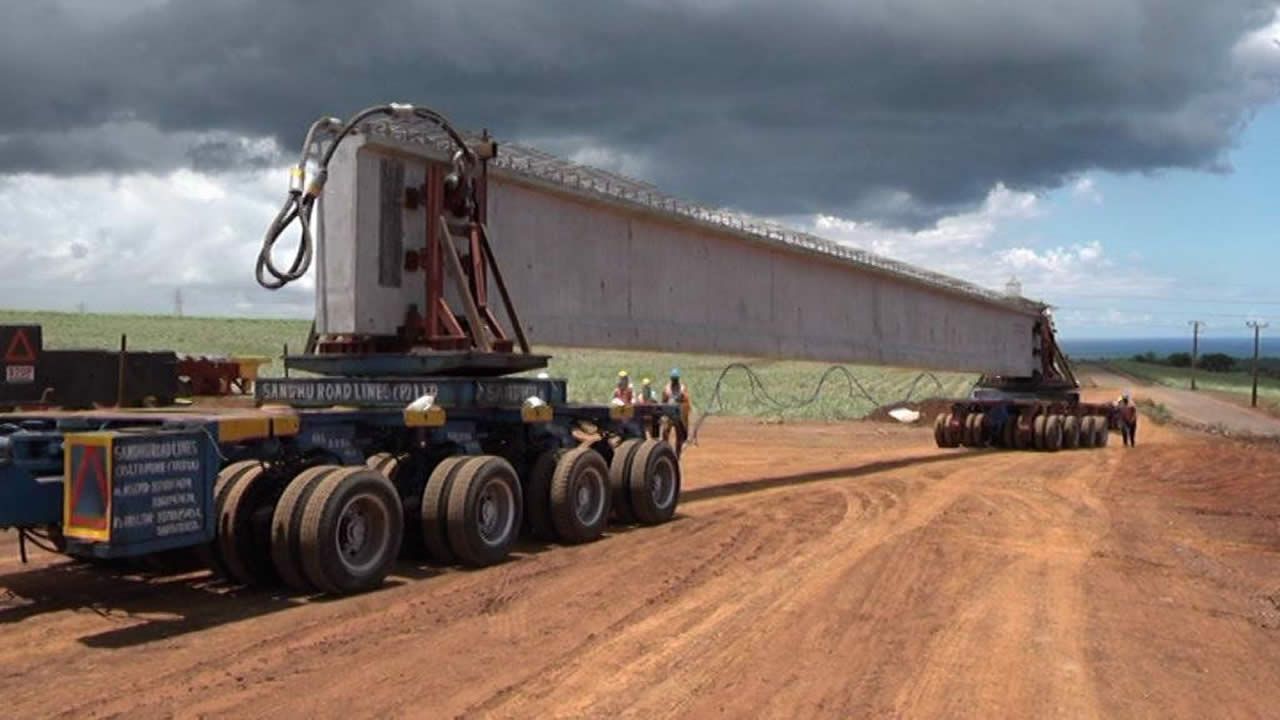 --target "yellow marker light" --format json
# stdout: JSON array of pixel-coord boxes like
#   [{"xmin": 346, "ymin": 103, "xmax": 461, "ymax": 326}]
[
  {"xmin": 404, "ymin": 394, "xmax": 446, "ymax": 428},
  {"xmin": 521, "ymin": 396, "xmax": 553, "ymax": 423},
  {"xmin": 609, "ymin": 398, "xmax": 635, "ymax": 420}
]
